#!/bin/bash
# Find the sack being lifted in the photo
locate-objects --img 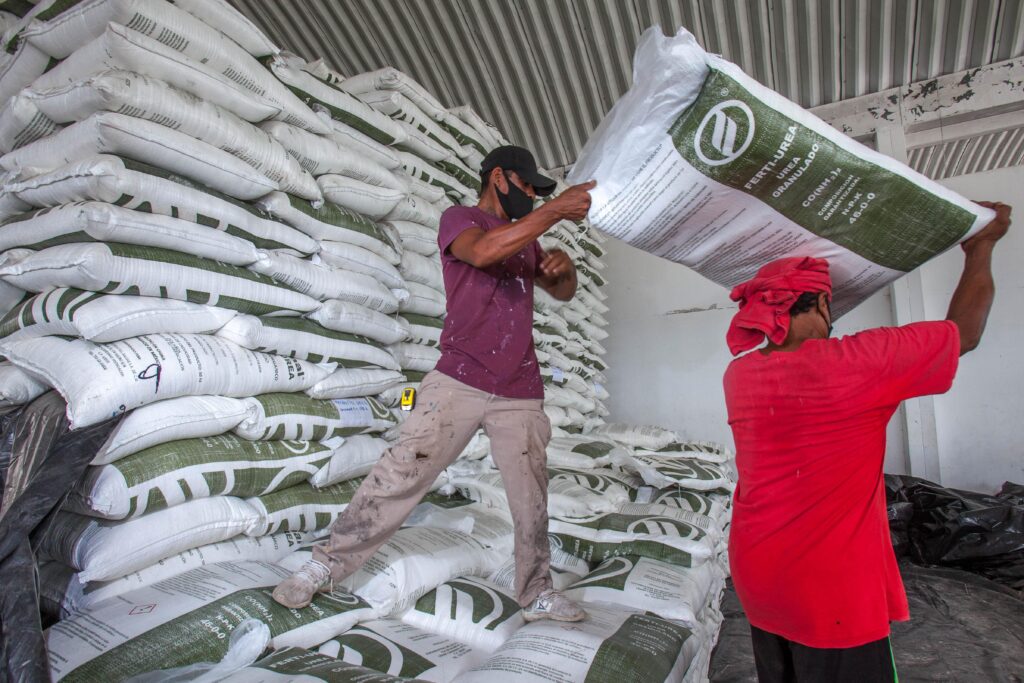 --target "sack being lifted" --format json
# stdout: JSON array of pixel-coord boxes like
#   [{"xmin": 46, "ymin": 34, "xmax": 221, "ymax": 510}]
[{"xmin": 569, "ymin": 27, "xmax": 994, "ymax": 315}]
